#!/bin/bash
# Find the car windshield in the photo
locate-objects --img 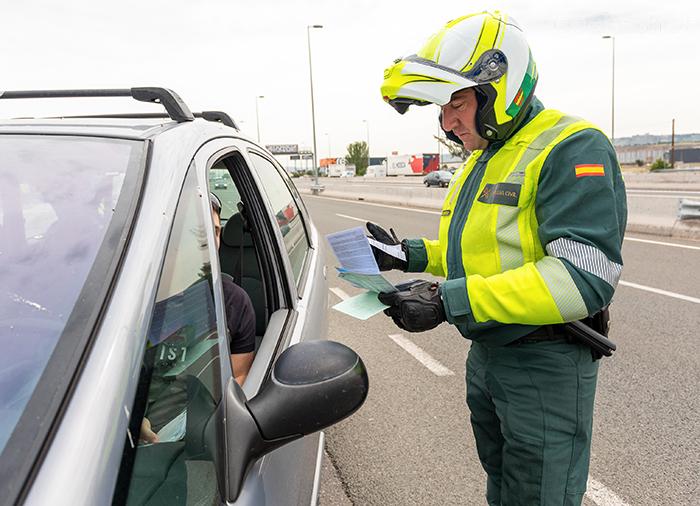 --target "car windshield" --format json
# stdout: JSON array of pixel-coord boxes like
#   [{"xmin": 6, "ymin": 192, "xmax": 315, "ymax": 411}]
[{"xmin": 0, "ymin": 135, "xmax": 141, "ymax": 454}]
